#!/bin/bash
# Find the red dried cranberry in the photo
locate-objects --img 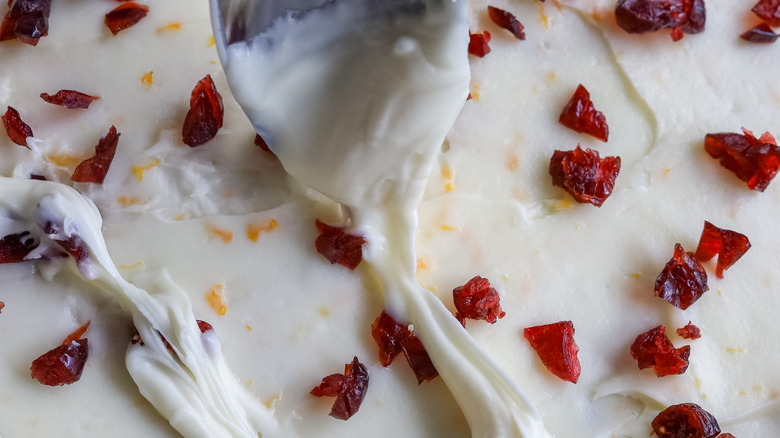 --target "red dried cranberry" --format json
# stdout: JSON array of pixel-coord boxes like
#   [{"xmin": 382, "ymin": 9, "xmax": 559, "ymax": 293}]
[
  {"xmin": 615, "ymin": 0, "xmax": 705, "ymax": 41},
  {"xmin": 0, "ymin": 0, "xmax": 51, "ymax": 46},
  {"xmin": 523, "ymin": 321, "xmax": 581, "ymax": 383},
  {"xmin": 468, "ymin": 30, "xmax": 491, "ymax": 57},
  {"xmin": 104, "ymin": 2, "xmax": 148, "ymax": 36},
  {"xmin": 704, "ymin": 128, "xmax": 780, "ymax": 191},
  {"xmin": 0, "ymin": 301, "xmax": 4, "ymax": 313},
  {"xmin": 196, "ymin": 319, "xmax": 213, "ymax": 333},
  {"xmin": 310, "ymin": 356, "xmax": 369, "ymax": 420},
  {"xmin": 630, "ymin": 325, "xmax": 690, "ymax": 377},
  {"xmin": 0, "ymin": 231, "xmax": 38, "ymax": 263},
  {"xmin": 753, "ymin": 0, "xmax": 780, "ymax": 27},
  {"xmin": 652, "ymin": 403, "xmax": 721, "ymax": 438},
  {"xmin": 371, "ymin": 311, "xmax": 438, "ymax": 384},
  {"xmin": 2, "ymin": 106, "xmax": 33, "ymax": 148},
  {"xmin": 40, "ymin": 90, "xmax": 100, "ymax": 109},
  {"xmin": 676, "ymin": 322, "xmax": 701, "ymax": 340},
  {"xmin": 549, "ymin": 146, "xmax": 621, "ymax": 207},
  {"xmin": 741, "ymin": 23, "xmax": 779, "ymax": 43},
  {"xmin": 182, "ymin": 75, "xmax": 224, "ymax": 147},
  {"xmin": 559, "ymin": 84, "xmax": 609, "ymax": 142},
  {"xmin": 31, "ymin": 323, "xmax": 91, "ymax": 386},
  {"xmin": 71, "ymin": 126, "xmax": 120, "ymax": 184},
  {"xmin": 452, "ymin": 276, "xmax": 506, "ymax": 327},
  {"xmin": 254, "ymin": 133, "xmax": 271, "ymax": 152},
  {"xmin": 487, "ymin": 6, "xmax": 525, "ymax": 40},
  {"xmin": 314, "ymin": 219, "xmax": 365, "ymax": 270},
  {"xmin": 655, "ymin": 243, "xmax": 708, "ymax": 310},
  {"xmin": 41, "ymin": 221, "xmax": 90, "ymax": 271},
  {"xmin": 694, "ymin": 221, "xmax": 751, "ymax": 279}
]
